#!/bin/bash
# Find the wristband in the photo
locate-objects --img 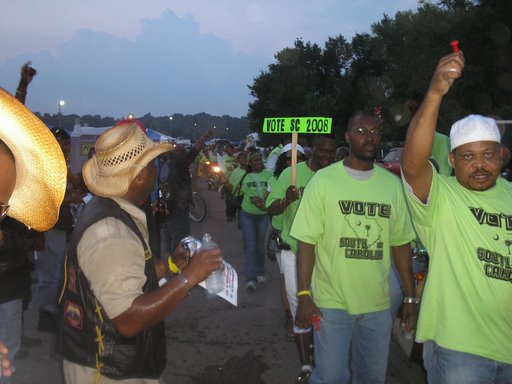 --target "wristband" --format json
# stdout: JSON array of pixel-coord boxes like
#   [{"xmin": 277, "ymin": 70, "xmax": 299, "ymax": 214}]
[
  {"xmin": 297, "ymin": 290, "xmax": 311, "ymax": 297},
  {"xmin": 403, "ymin": 296, "xmax": 420, "ymax": 304},
  {"xmin": 167, "ymin": 257, "xmax": 181, "ymax": 275}
]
